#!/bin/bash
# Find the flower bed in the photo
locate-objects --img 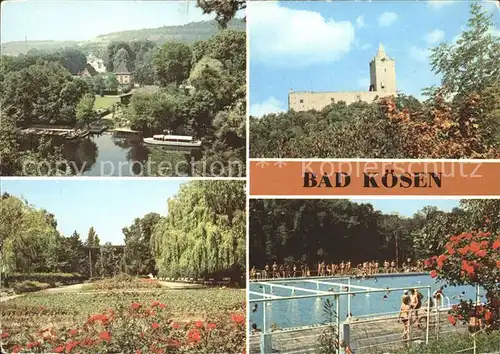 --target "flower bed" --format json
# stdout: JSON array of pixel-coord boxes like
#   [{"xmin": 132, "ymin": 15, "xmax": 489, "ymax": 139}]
[{"xmin": 0, "ymin": 289, "xmax": 245, "ymax": 353}]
